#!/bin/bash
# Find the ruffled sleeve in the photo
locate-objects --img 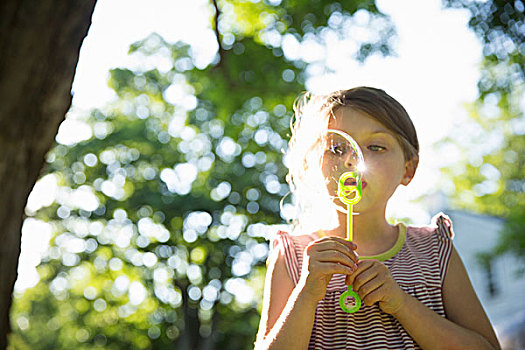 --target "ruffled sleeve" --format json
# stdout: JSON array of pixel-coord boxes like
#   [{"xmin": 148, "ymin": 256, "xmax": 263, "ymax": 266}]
[
  {"xmin": 268, "ymin": 230, "xmax": 301, "ymax": 285},
  {"xmin": 431, "ymin": 213, "xmax": 455, "ymax": 285}
]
